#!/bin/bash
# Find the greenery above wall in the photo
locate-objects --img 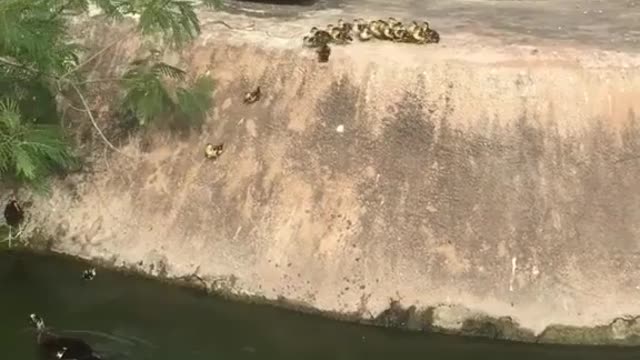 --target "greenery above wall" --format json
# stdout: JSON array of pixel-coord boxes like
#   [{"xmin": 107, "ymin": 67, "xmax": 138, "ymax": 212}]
[{"xmin": 0, "ymin": 0, "xmax": 221, "ymax": 192}]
